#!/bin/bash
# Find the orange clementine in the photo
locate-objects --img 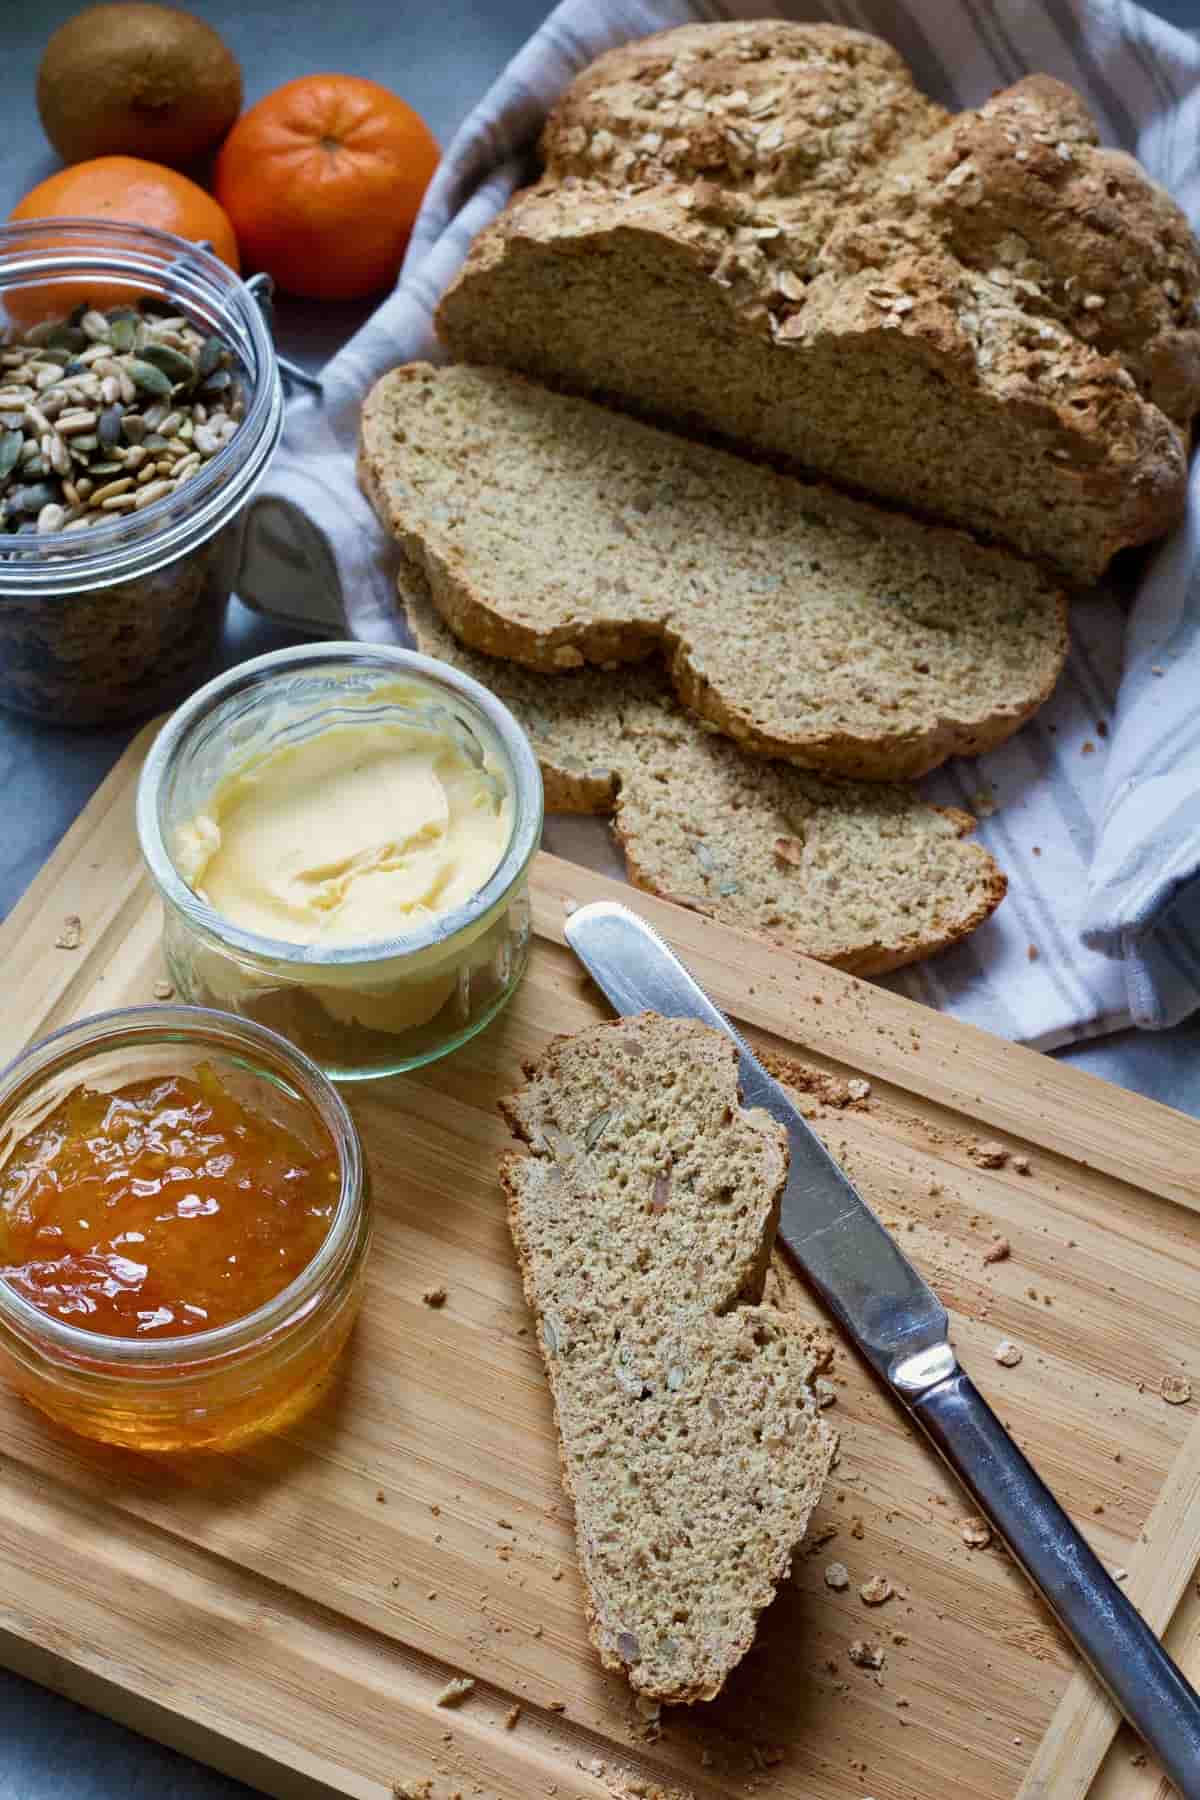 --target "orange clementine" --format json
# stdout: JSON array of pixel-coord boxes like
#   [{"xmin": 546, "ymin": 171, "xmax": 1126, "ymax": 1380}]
[
  {"xmin": 8, "ymin": 155, "xmax": 239, "ymax": 323},
  {"xmin": 214, "ymin": 74, "xmax": 438, "ymax": 301}
]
